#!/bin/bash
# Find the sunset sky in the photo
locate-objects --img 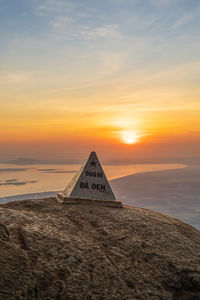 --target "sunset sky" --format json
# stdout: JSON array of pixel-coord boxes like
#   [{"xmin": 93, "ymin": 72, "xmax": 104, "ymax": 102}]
[{"xmin": 1, "ymin": 0, "xmax": 200, "ymax": 162}]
